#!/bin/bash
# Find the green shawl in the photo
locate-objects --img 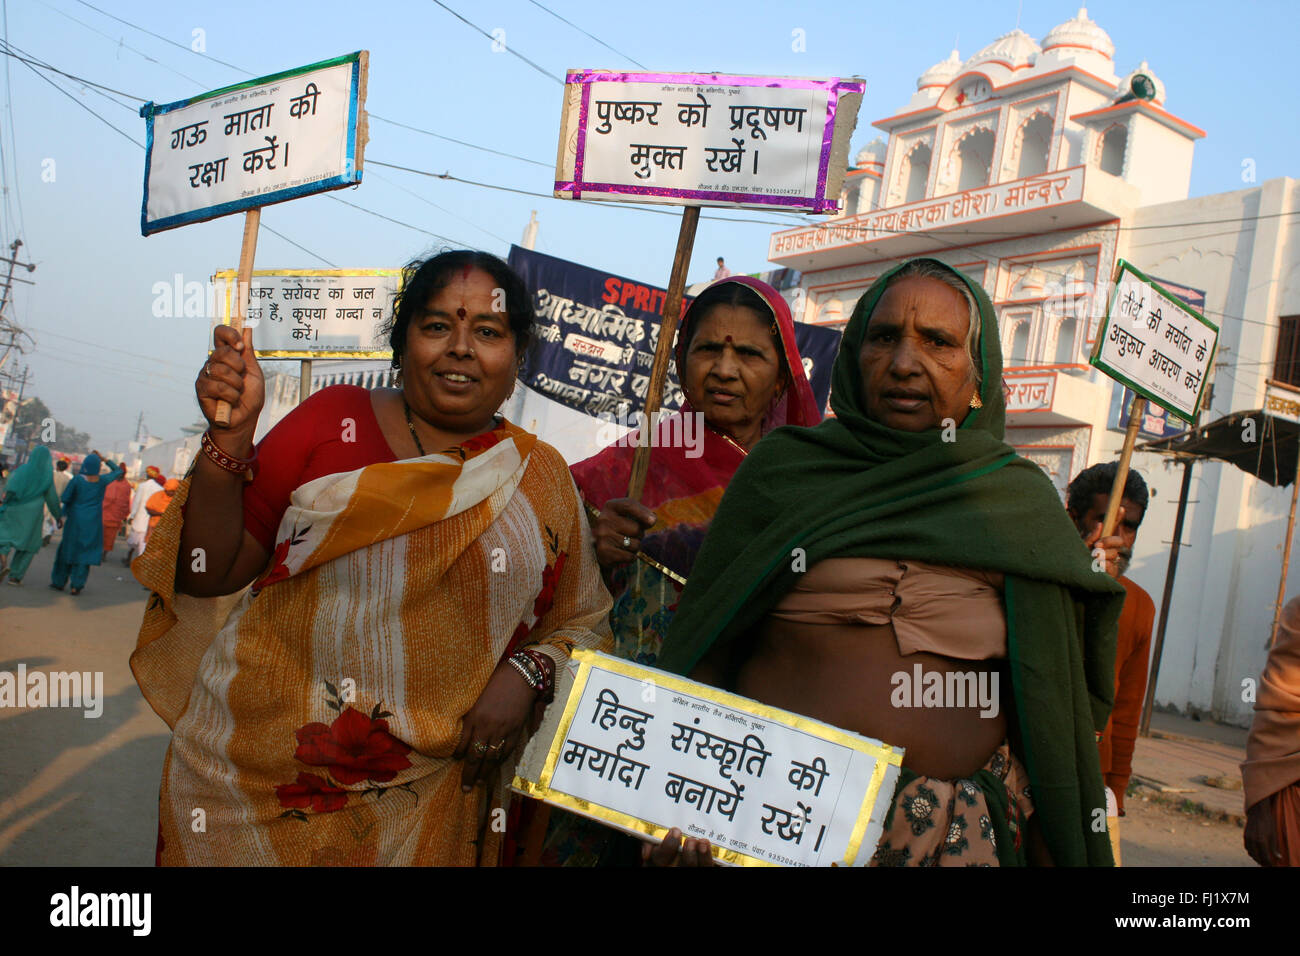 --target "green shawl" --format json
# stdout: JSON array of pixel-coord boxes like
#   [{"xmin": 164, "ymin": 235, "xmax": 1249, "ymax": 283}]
[{"xmin": 657, "ymin": 258, "xmax": 1125, "ymax": 866}]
